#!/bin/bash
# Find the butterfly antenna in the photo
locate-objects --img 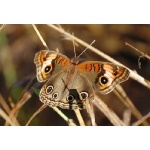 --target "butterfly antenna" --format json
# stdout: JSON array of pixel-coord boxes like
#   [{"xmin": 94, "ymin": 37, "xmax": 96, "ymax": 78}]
[
  {"xmin": 72, "ymin": 33, "xmax": 77, "ymax": 59},
  {"xmin": 77, "ymin": 40, "xmax": 96, "ymax": 59}
]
